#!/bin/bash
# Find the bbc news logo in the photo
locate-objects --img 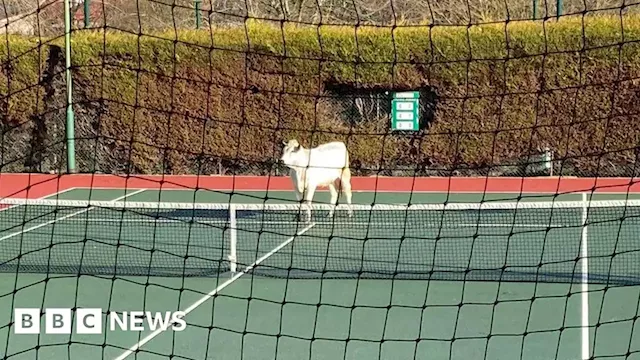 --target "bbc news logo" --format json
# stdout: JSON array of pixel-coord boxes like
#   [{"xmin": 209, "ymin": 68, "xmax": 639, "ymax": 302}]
[{"xmin": 14, "ymin": 308, "xmax": 187, "ymax": 334}]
